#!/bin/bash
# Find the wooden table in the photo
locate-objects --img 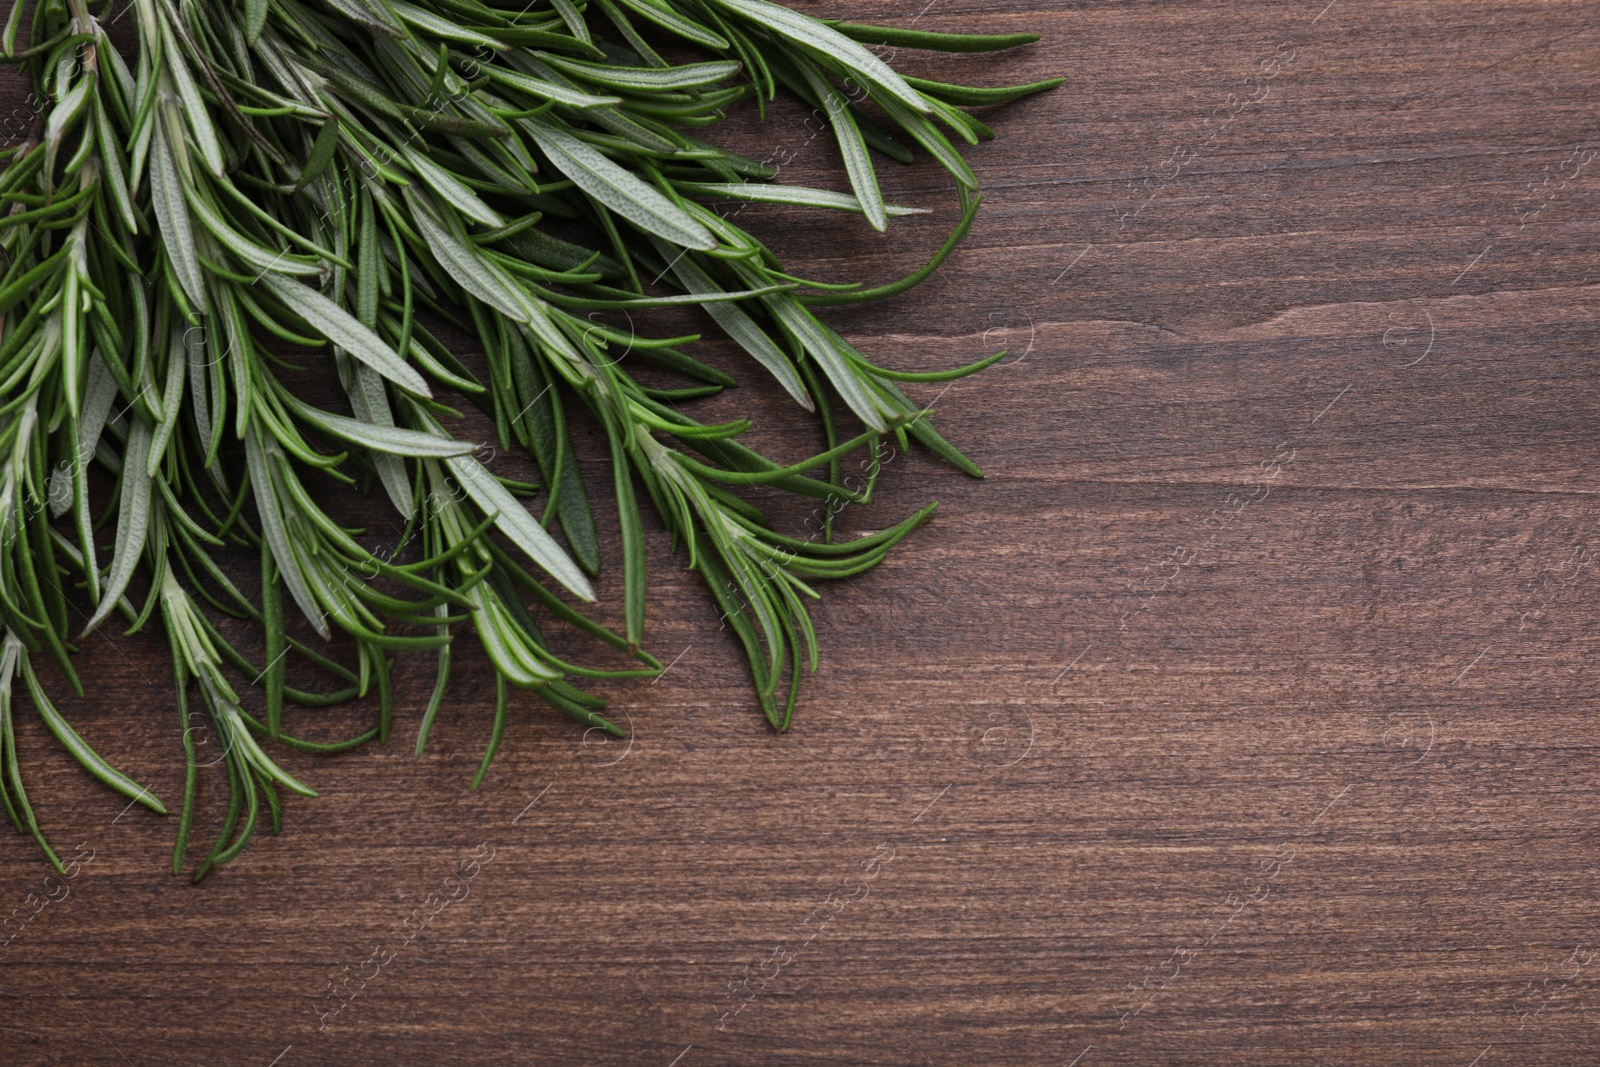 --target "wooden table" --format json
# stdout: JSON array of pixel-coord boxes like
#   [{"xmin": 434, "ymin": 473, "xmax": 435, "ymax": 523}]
[{"xmin": 3, "ymin": 1, "xmax": 1598, "ymax": 1063}]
